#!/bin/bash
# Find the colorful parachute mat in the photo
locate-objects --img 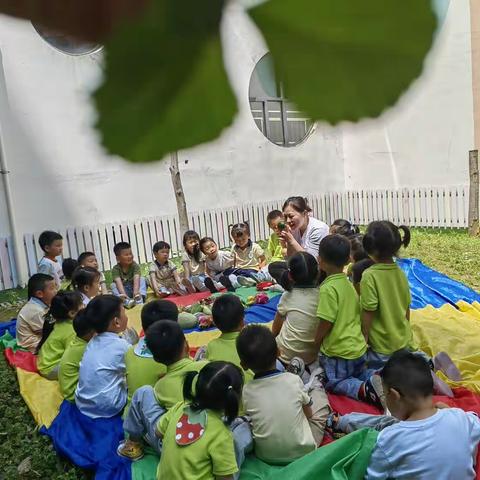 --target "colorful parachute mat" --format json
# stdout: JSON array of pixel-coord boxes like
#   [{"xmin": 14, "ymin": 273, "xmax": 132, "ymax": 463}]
[{"xmin": 0, "ymin": 258, "xmax": 480, "ymax": 479}]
